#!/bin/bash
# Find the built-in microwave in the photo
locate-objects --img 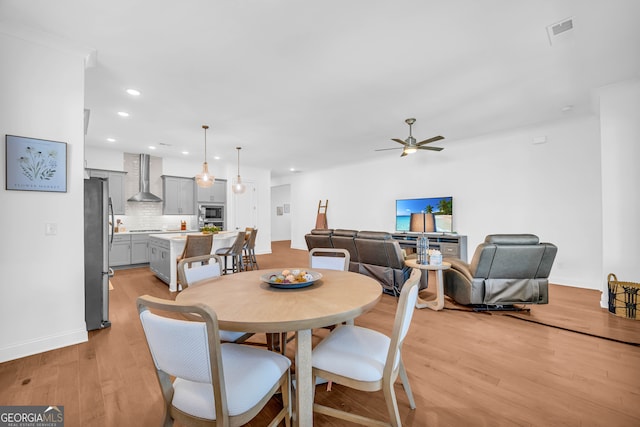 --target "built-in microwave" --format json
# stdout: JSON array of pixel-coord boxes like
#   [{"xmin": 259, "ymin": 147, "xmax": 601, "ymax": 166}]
[{"xmin": 198, "ymin": 204, "xmax": 225, "ymax": 229}]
